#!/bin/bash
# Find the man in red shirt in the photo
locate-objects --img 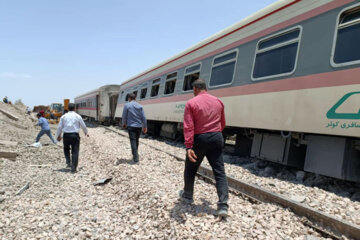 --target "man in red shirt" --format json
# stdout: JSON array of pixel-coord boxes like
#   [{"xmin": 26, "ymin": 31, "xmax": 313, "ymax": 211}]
[{"xmin": 179, "ymin": 79, "xmax": 229, "ymax": 217}]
